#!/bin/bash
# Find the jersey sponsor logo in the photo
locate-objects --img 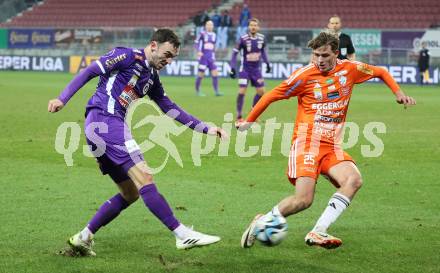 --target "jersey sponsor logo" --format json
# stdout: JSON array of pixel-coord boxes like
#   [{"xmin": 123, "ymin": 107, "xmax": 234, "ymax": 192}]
[
  {"xmin": 246, "ymin": 52, "xmax": 261, "ymax": 62},
  {"xmin": 314, "ymin": 90, "xmax": 323, "ymax": 101},
  {"xmin": 327, "ymin": 91, "xmax": 340, "ymax": 99},
  {"xmin": 335, "ymin": 70, "xmax": 347, "ymax": 76},
  {"xmin": 313, "ymin": 83, "xmax": 322, "ymax": 96},
  {"xmin": 118, "ymin": 74, "xmax": 140, "ymax": 108},
  {"xmin": 357, "ymin": 64, "xmax": 373, "ymax": 75},
  {"xmin": 339, "ymin": 75, "xmax": 347, "ymax": 86},
  {"xmin": 341, "ymin": 86, "xmax": 351, "ymax": 96},
  {"xmin": 325, "ymin": 78, "xmax": 334, "ymax": 84},
  {"xmin": 105, "ymin": 53, "xmax": 127, "ymax": 68},
  {"xmin": 204, "ymin": 42, "xmax": 215, "ymax": 50},
  {"xmin": 316, "ymin": 109, "xmax": 345, "ymax": 116},
  {"xmin": 312, "ymin": 99, "xmax": 349, "ymax": 110},
  {"xmin": 328, "ymin": 85, "xmax": 336, "ymax": 91},
  {"xmin": 315, "ymin": 115, "xmax": 343, "ymax": 123}
]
